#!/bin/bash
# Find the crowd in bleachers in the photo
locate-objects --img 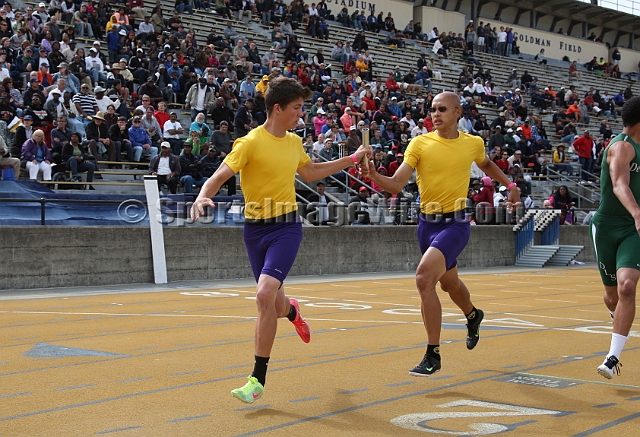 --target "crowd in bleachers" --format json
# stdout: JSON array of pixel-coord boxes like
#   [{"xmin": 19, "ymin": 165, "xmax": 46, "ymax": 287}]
[{"xmin": 0, "ymin": 0, "xmax": 633, "ymax": 218}]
